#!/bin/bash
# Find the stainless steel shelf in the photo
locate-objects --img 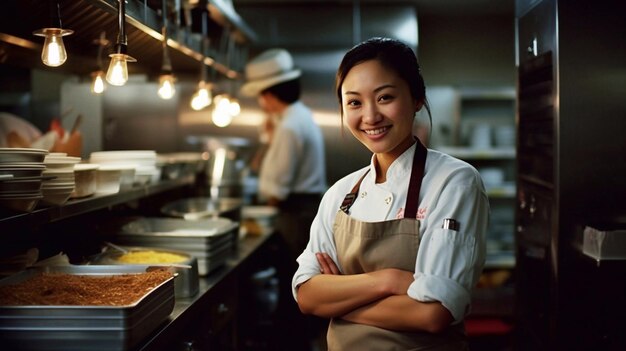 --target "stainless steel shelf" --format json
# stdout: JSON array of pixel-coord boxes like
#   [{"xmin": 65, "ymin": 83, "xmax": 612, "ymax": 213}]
[{"xmin": 0, "ymin": 177, "xmax": 194, "ymax": 231}]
